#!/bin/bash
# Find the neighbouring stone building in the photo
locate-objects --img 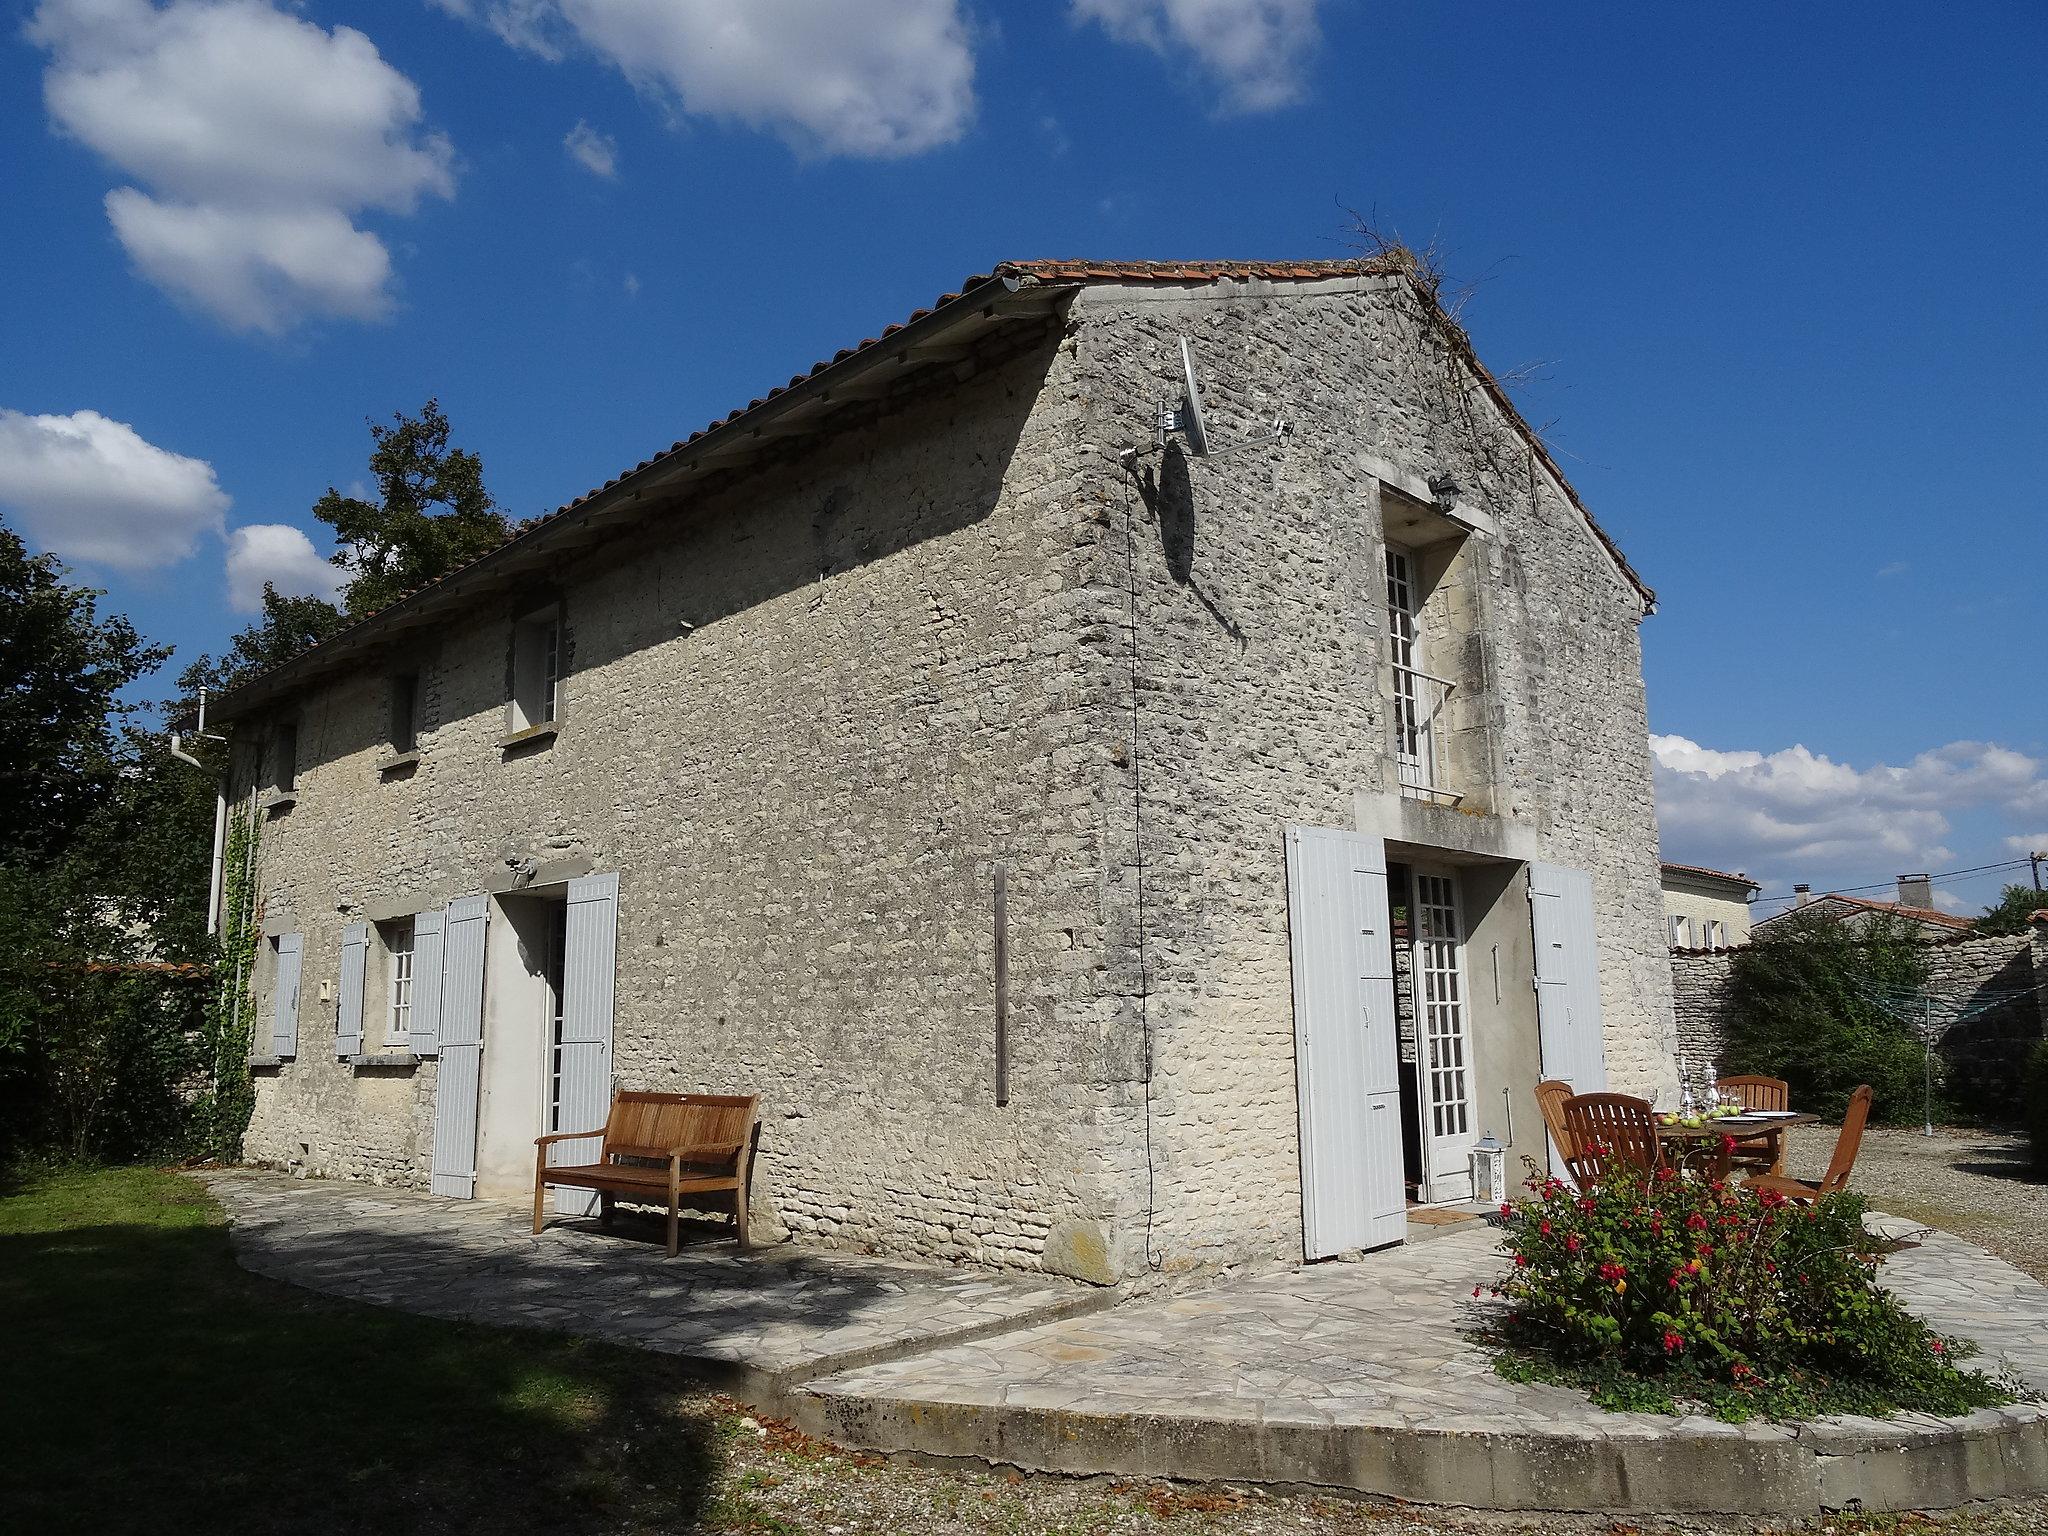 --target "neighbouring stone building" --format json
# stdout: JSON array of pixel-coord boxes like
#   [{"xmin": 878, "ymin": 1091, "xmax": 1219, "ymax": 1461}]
[
  {"xmin": 209, "ymin": 258, "xmax": 1678, "ymax": 1284},
  {"xmin": 1753, "ymin": 875, "xmax": 1977, "ymax": 941},
  {"xmin": 1660, "ymin": 861, "xmax": 1757, "ymax": 949}
]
